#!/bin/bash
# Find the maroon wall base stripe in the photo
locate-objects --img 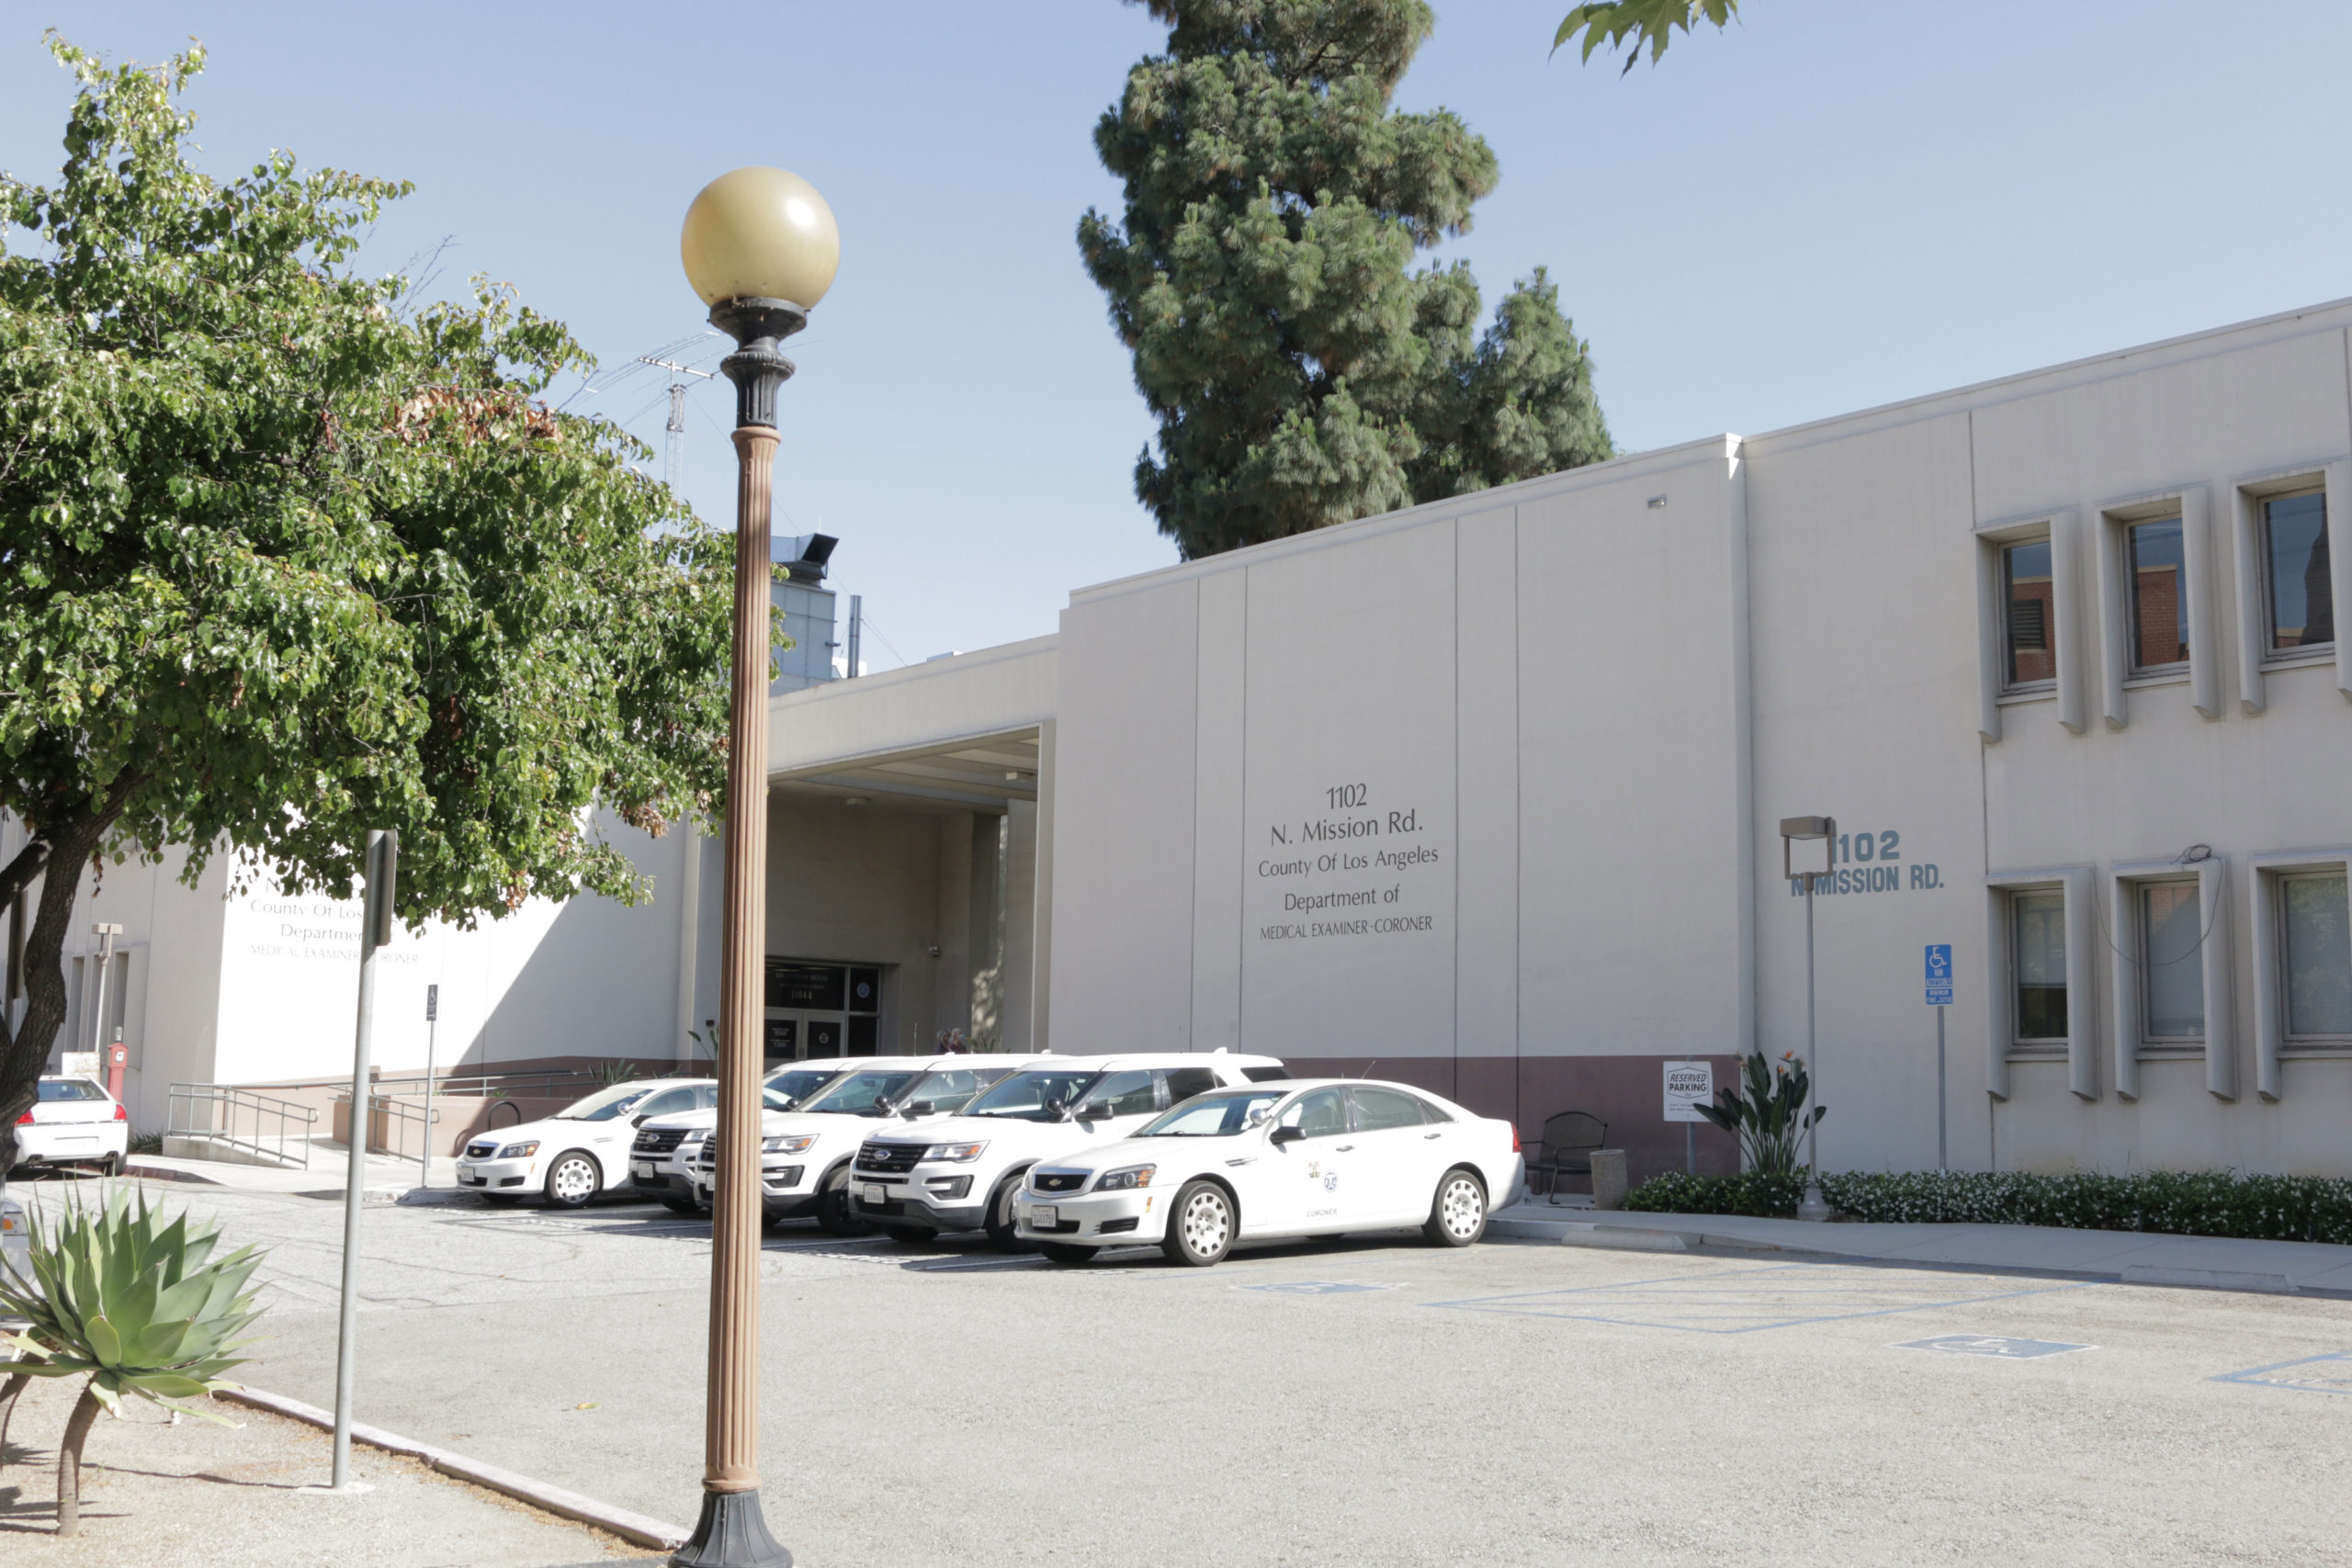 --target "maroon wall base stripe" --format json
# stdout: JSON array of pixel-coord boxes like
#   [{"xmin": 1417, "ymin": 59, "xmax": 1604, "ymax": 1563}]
[{"xmin": 1282, "ymin": 1055, "xmax": 1741, "ymax": 1190}]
